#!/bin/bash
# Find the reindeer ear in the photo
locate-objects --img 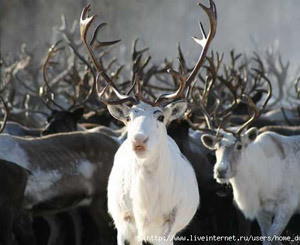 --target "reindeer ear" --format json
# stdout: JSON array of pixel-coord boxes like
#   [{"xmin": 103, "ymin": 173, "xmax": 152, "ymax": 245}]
[
  {"xmin": 201, "ymin": 134, "xmax": 218, "ymax": 150},
  {"xmin": 107, "ymin": 104, "xmax": 130, "ymax": 123},
  {"xmin": 245, "ymin": 127, "xmax": 258, "ymax": 142},
  {"xmin": 163, "ymin": 100, "xmax": 187, "ymax": 123}
]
